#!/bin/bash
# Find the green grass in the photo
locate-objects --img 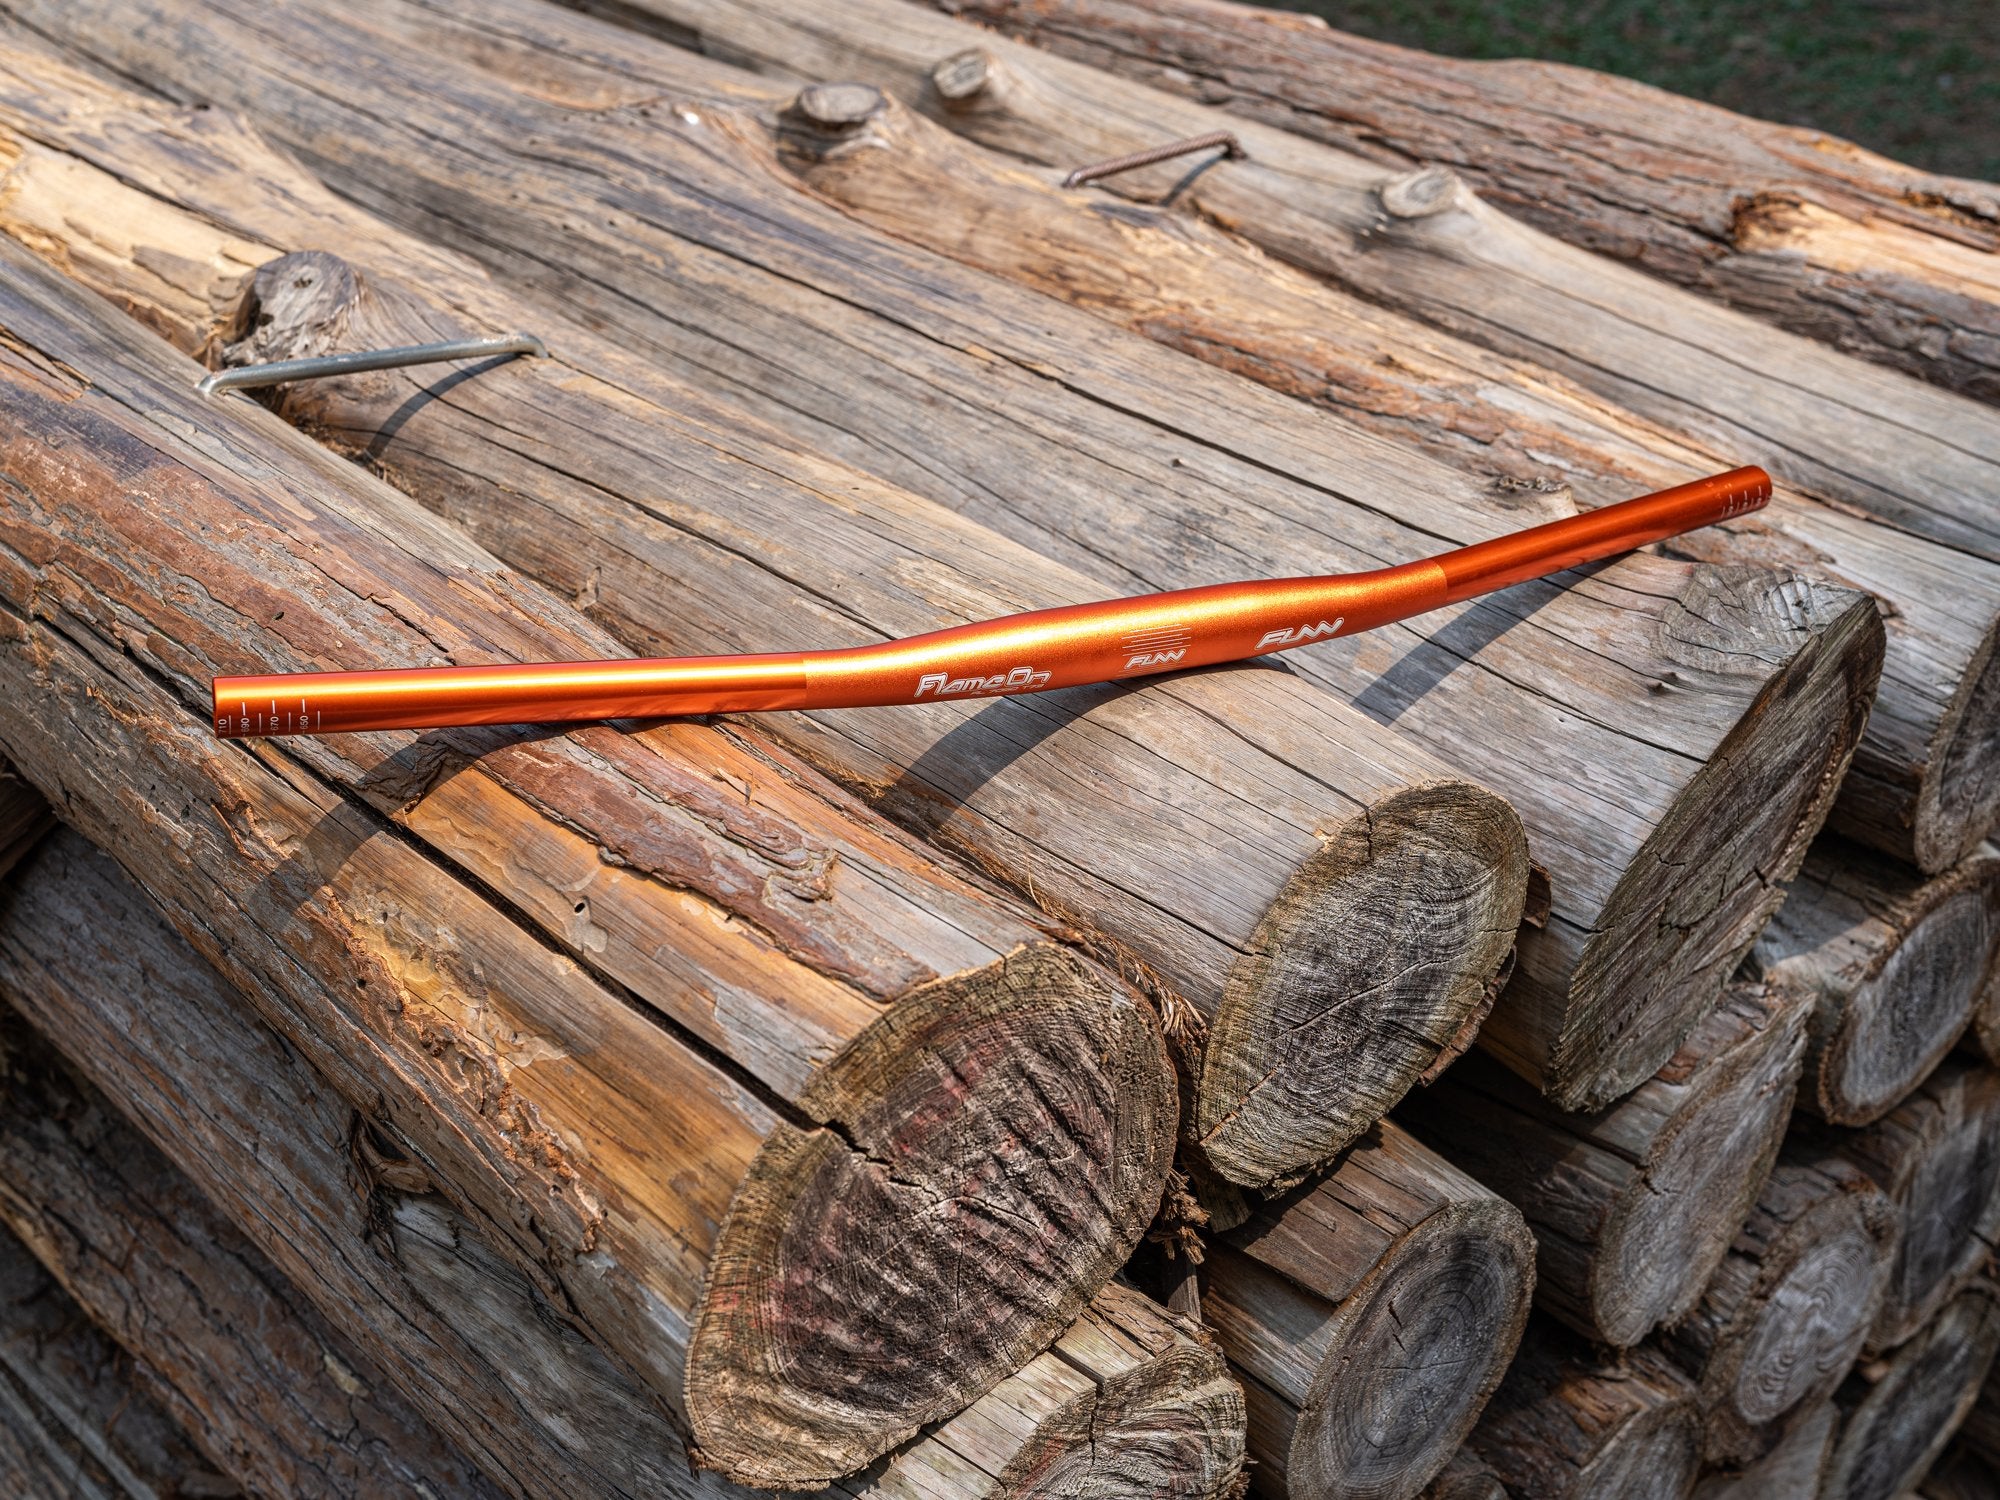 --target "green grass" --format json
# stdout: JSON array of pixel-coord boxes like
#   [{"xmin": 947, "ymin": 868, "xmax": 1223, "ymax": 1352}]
[{"xmin": 1257, "ymin": 0, "xmax": 2000, "ymax": 182}]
